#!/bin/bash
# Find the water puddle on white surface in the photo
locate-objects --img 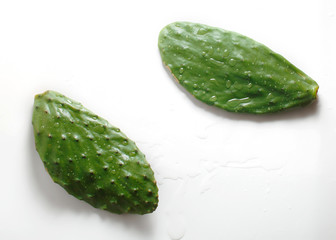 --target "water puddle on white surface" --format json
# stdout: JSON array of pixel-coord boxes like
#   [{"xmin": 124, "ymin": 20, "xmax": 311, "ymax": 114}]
[
  {"xmin": 165, "ymin": 179, "xmax": 188, "ymax": 240},
  {"xmin": 166, "ymin": 213, "xmax": 186, "ymax": 240},
  {"xmin": 200, "ymin": 170, "xmax": 218, "ymax": 194}
]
